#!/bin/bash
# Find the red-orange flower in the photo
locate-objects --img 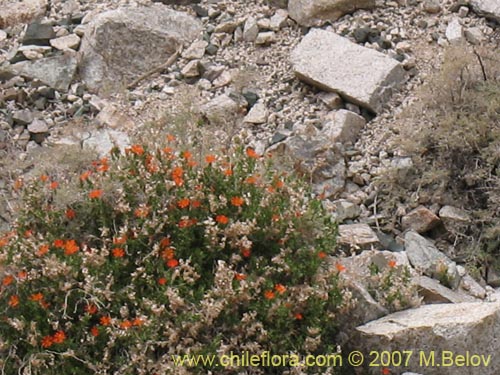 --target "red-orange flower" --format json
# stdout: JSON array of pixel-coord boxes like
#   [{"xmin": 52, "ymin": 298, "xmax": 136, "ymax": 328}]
[
  {"xmin": 132, "ymin": 318, "xmax": 143, "ymax": 326},
  {"xmin": 158, "ymin": 277, "xmax": 167, "ymax": 286},
  {"xmin": 234, "ymin": 273, "xmax": 246, "ymax": 281},
  {"xmin": 294, "ymin": 313, "xmax": 304, "ymax": 320},
  {"xmin": 160, "ymin": 237, "xmax": 171, "ymax": 248},
  {"xmin": 246, "ymin": 148, "xmax": 260, "ymax": 159},
  {"xmin": 80, "ymin": 171, "xmax": 91, "ymax": 181},
  {"xmin": 215, "ymin": 215, "xmax": 229, "ymax": 225},
  {"xmin": 245, "ymin": 176, "xmax": 258, "ymax": 185},
  {"xmin": 177, "ymin": 198, "xmax": 190, "ymax": 209},
  {"xmin": 318, "ymin": 251, "xmax": 327, "ymax": 259},
  {"xmin": 41, "ymin": 335, "xmax": 53, "ymax": 348},
  {"xmin": 167, "ymin": 258, "xmax": 179, "ymax": 268},
  {"xmin": 85, "ymin": 303, "xmax": 98, "ymax": 315},
  {"xmin": 100, "ymin": 315, "xmax": 111, "ymax": 326},
  {"xmin": 8, "ymin": 295, "xmax": 19, "ymax": 307},
  {"xmin": 231, "ymin": 196, "xmax": 244, "ymax": 207},
  {"xmin": 223, "ymin": 168, "xmax": 233, "ymax": 176},
  {"xmin": 30, "ymin": 292, "xmax": 44, "ymax": 302},
  {"xmin": 2, "ymin": 275, "xmax": 14, "ymax": 286},
  {"xmin": 65, "ymin": 208, "xmax": 76, "ymax": 220},
  {"xmin": 53, "ymin": 239, "xmax": 65, "ymax": 248},
  {"xmin": 182, "ymin": 150, "xmax": 192, "ymax": 160},
  {"xmin": 127, "ymin": 144, "xmax": 145, "ymax": 156},
  {"xmin": 171, "ymin": 166, "xmax": 184, "ymax": 186},
  {"xmin": 274, "ymin": 283, "xmax": 286, "ymax": 294},
  {"xmin": 112, "ymin": 248, "xmax": 125, "ymax": 258},
  {"xmin": 17, "ymin": 271, "xmax": 27, "ymax": 280},
  {"xmin": 134, "ymin": 206, "xmax": 149, "ymax": 218},
  {"xmin": 88, "ymin": 189, "xmax": 103, "ymax": 199},
  {"xmin": 13, "ymin": 178, "xmax": 23, "ymax": 190},
  {"xmin": 388, "ymin": 260, "xmax": 397, "ymax": 268},
  {"xmin": 335, "ymin": 263, "xmax": 346, "ymax": 272},
  {"xmin": 40, "ymin": 174, "xmax": 49, "ymax": 182},
  {"xmin": 241, "ymin": 248, "xmax": 251, "ymax": 258},
  {"xmin": 205, "ymin": 154, "xmax": 216, "ymax": 164},
  {"xmin": 161, "ymin": 247, "xmax": 175, "ymax": 260},
  {"xmin": 49, "ymin": 181, "xmax": 59, "ymax": 190},
  {"xmin": 52, "ymin": 330, "xmax": 66, "ymax": 344},
  {"xmin": 192, "ymin": 200, "xmax": 201, "ymax": 208},
  {"xmin": 264, "ymin": 290, "xmax": 275, "ymax": 300},
  {"xmin": 166, "ymin": 134, "xmax": 176, "ymax": 142},
  {"xmin": 113, "ymin": 236, "xmax": 127, "ymax": 245},
  {"xmin": 90, "ymin": 326, "xmax": 99, "ymax": 337},
  {"xmin": 37, "ymin": 244, "xmax": 49, "ymax": 256},
  {"xmin": 64, "ymin": 239, "xmax": 79, "ymax": 255},
  {"xmin": 120, "ymin": 320, "xmax": 132, "ymax": 329}
]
